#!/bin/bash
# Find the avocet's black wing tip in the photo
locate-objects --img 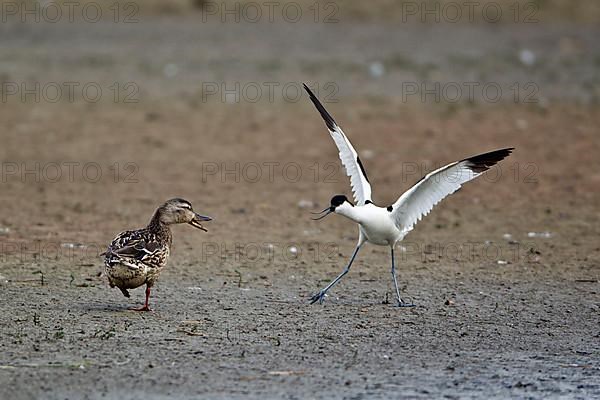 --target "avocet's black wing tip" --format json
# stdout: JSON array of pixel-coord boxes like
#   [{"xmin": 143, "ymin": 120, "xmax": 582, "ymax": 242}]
[
  {"xmin": 303, "ymin": 83, "xmax": 337, "ymax": 132},
  {"xmin": 464, "ymin": 147, "xmax": 514, "ymax": 173}
]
